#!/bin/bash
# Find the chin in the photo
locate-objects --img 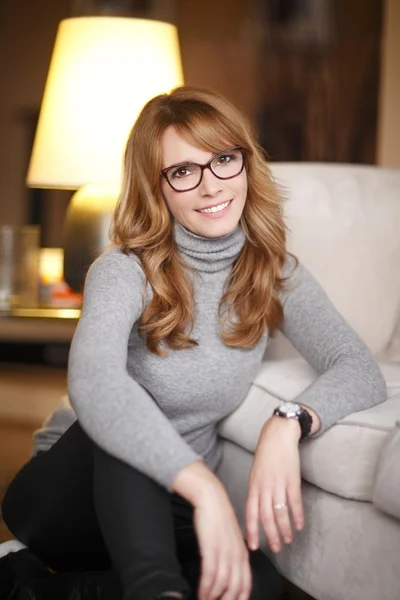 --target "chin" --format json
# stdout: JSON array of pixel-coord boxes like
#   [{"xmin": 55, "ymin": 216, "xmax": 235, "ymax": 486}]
[{"xmin": 201, "ymin": 219, "xmax": 240, "ymax": 238}]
